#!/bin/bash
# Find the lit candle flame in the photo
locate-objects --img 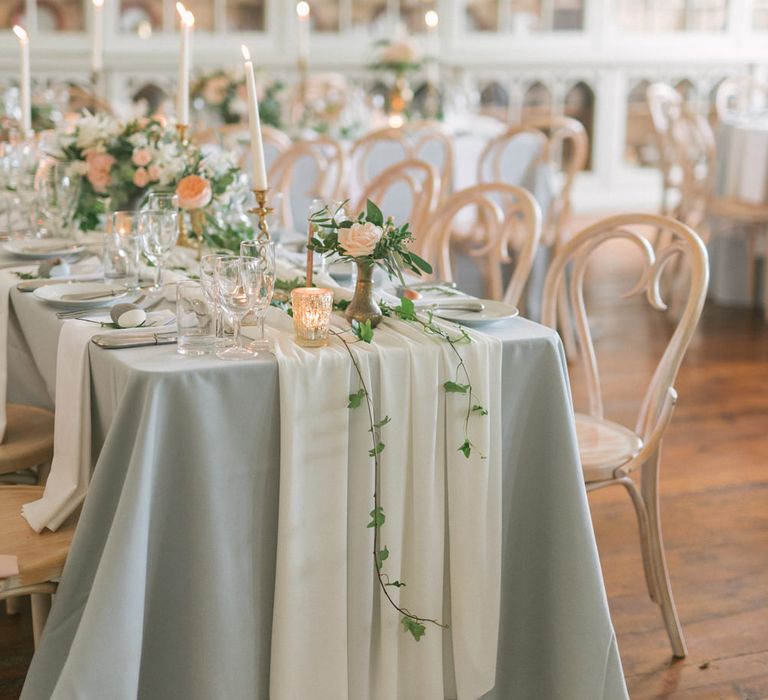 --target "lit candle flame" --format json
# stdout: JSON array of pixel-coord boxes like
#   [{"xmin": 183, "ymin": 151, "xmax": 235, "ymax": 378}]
[
  {"xmin": 176, "ymin": 2, "xmax": 194, "ymax": 25},
  {"xmin": 296, "ymin": 1, "xmax": 310, "ymax": 19},
  {"xmin": 93, "ymin": 0, "xmax": 104, "ymax": 8},
  {"xmin": 12, "ymin": 25, "xmax": 28, "ymax": 43},
  {"xmin": 241, "ymin": 44, "xmax": 251, "ymax": 62},
  {"xmin": 425, "ymin": 10, "xmax": 439, "ymax": 28}
]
